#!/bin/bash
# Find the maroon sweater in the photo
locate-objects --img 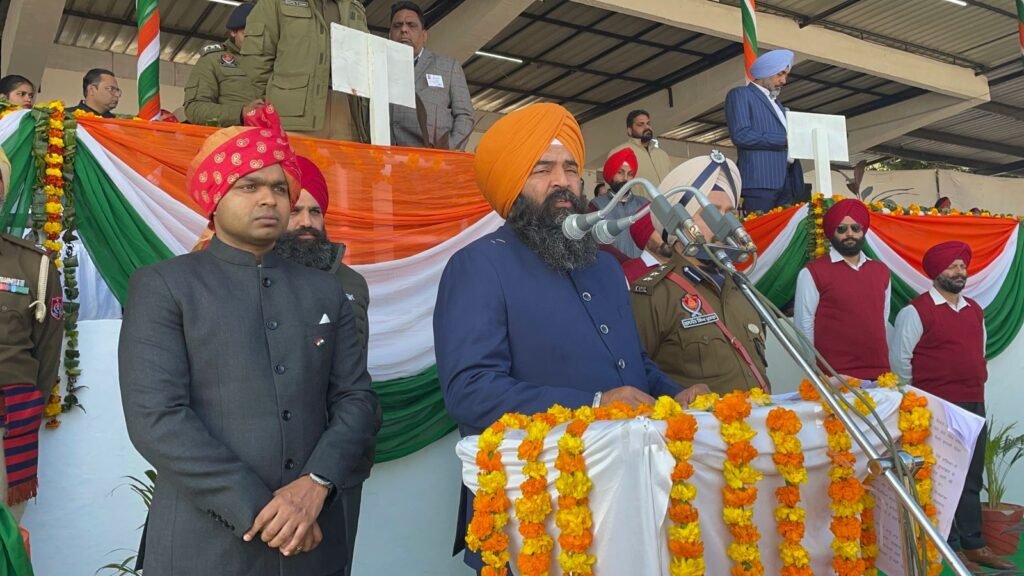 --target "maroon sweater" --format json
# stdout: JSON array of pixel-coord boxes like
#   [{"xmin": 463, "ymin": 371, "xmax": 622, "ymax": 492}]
[
  {"xmin": 806, "ymin": 256, "xmax": 891, "ymax": 379},
  {"xmin": 909, "ymin": 293, "xmax": 987, "ymax": 402}
]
